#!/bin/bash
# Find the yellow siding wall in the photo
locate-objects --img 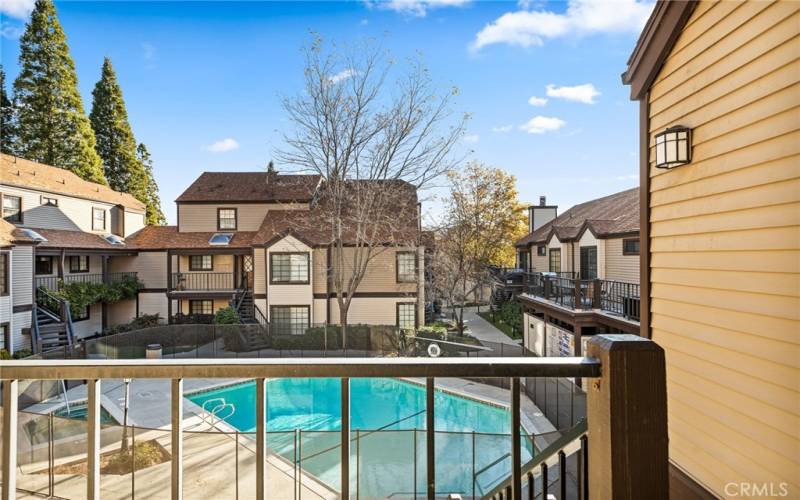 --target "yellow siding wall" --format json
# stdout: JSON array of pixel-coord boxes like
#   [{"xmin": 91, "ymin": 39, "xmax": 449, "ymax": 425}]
[
  {"xmin": 313, "ymin": 247, "xmax": 328, "ymax": 294},
  {"xmin": 647, "ymin": 1, "xmax": 800, "ymax": 496},
  {"xmin": 178, "ymin": 254, "xmax": 234, "ymax": 273},
  {"xmin": 331, "ymin": 247, "xmax": 417, "ymax": 294},
  {"xmin": 604, "ymin": 238, "xmax": 639, "ymax": 283},
  {"xmin": 127, "ymin": 252, "xmax": 167, "ymax": 289},
  {"xmin": 177, "ymin": 202, "xmax": 308, "ymax": 232},
  {"xmin": 253, "ymin": 248, "xmax": 266, "ymax": 295},
  {"xmin": 531, "ymin": 246, "xmax": 548, "ymax": 272}
]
